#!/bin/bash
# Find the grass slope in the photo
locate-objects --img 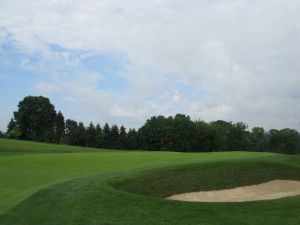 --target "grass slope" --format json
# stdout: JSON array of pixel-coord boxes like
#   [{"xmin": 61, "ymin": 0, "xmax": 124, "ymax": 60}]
[
  {"xmin": 112, "ymin": 161, "xmax": 300, "ymax": 197},
  {"xmin": 0, "ymin": 138, "xmax": 299, "ymax": 225},
  {"xmin": 2, "ymin": 164, "xmax": 300, "ymax": 225},
  {"xmin": 0, "ymin": 138, "xmax": 110, "ymax": 155}
]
